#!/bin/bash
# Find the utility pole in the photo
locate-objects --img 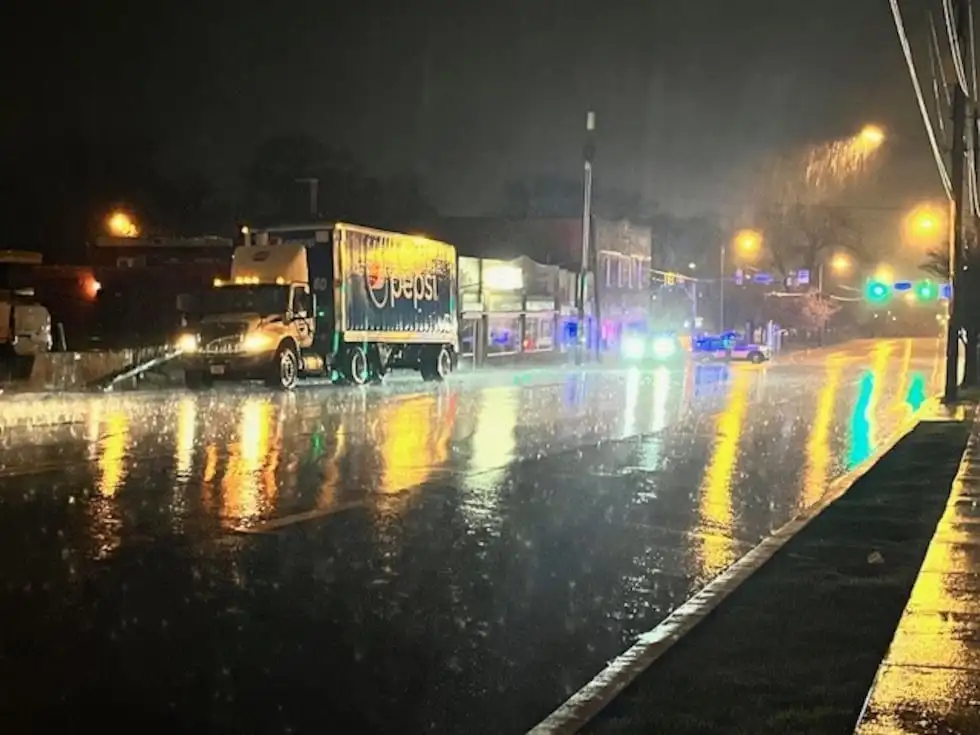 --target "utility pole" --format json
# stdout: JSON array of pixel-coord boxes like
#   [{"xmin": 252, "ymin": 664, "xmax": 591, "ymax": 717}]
[
  {"xmin": 719, "ymin": 242, "xmax": 726, "ymax": 330},
  {"xmin": 945, "ymin": 0, "xmax": 969, "ymax": 403},
  {"xmin": 295, "ymin": 177, "xmax": 320, "ymax": 218},
  {"xmin": 577, "ymin": 111, "xmax": 596, "ymax": 365}
]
